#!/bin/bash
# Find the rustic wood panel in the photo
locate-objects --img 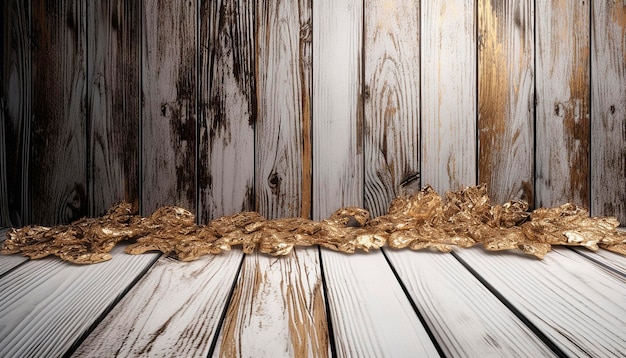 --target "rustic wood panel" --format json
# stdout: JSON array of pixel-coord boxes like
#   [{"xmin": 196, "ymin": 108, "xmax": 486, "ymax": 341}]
[
  {"xmin": 421, "ymin": 0, "xmax": 477, "ymax": 194},
  {"xmin": 591, "ymin": 1, "xmax": 626, "ymax": 223},
  {"xmin": 88, "ymin": 0, "xmax": 140, "ymax": 217},
  {"xmin": 535, "ymin": 0, "xmax": 590, "ymax": 209},
  {"xmin": 312, "ymin": 0, "xmax": 364, "ymax": 220},
  {"xmin": 215, "ymin": 248, "xmax": 329, "ymax": 358},
  {"xmin": 141, "ymin": 0, "xmax": 196, "ymax": 215},
  {"xmin": 385, "ymin": 250, "xmax": 556, "ymax": 357},
  {"xmin": 199, "ymin": 0, "xmax": 256, "ymax": 222},
  {"xmin": 73, "ymin": 251, "xmax": 241, "ymax": 358},
  {"xmin": 256, "ymin": 0, "xmax": 312, "ymax": 219},
  {"xmin": 0, "ymin": 0, "xmax": 31, "ymax": 227},
  {"xmin": 0, "ymin": 246, "xmax": 158, "ymax": 358},
  {"xmin": 478, "ymin": 0, "xmax": 535, "ymax": 206},
  {"xmin": 321, "ymin": 250, "xmax": 440, "ymax": 357},
  {"xmin": 363, "ymin": 0, "xmax": 421, "ymax": 217},
  {"xmin": 456, "ymin": 247, "xmax": 626, "ymax": 357},
  {"xmin": 31, "ymin": 0, "xmax": 87, "ymax": 225}
]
